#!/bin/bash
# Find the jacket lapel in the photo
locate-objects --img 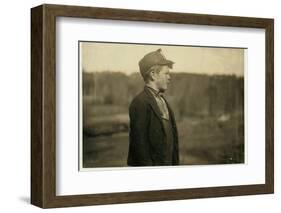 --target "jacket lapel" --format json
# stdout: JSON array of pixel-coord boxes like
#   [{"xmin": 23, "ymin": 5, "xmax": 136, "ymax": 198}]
[
  {"xmin": 144, "ymin": 87, "xmax": 178, "ymax": 137},
  {"xmin": 162, "ymin": 96, "xmax": 177, "ymax": 127},
  {"xmin": 144, "ymin": 87, "xmax": 163, "ymax": 120},
  {"xmin": 161, "ymin": 96, "xmax": 174, "ymax": 118}
]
